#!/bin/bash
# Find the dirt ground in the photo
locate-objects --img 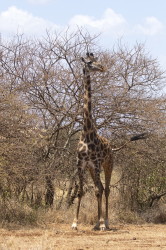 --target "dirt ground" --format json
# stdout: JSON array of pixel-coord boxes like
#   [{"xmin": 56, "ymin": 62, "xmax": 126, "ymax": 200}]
[{"xmin": 0, "ymin": 223, "xmax": 165, "ymax": 250}]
